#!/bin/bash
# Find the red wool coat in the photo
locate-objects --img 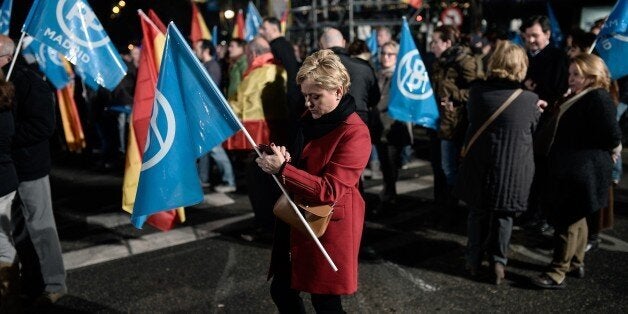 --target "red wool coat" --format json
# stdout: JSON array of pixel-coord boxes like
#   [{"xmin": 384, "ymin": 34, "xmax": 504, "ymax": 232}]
[{"xmin": 279, "ymin": 113, "xmax": 371, "ymax": 295}]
